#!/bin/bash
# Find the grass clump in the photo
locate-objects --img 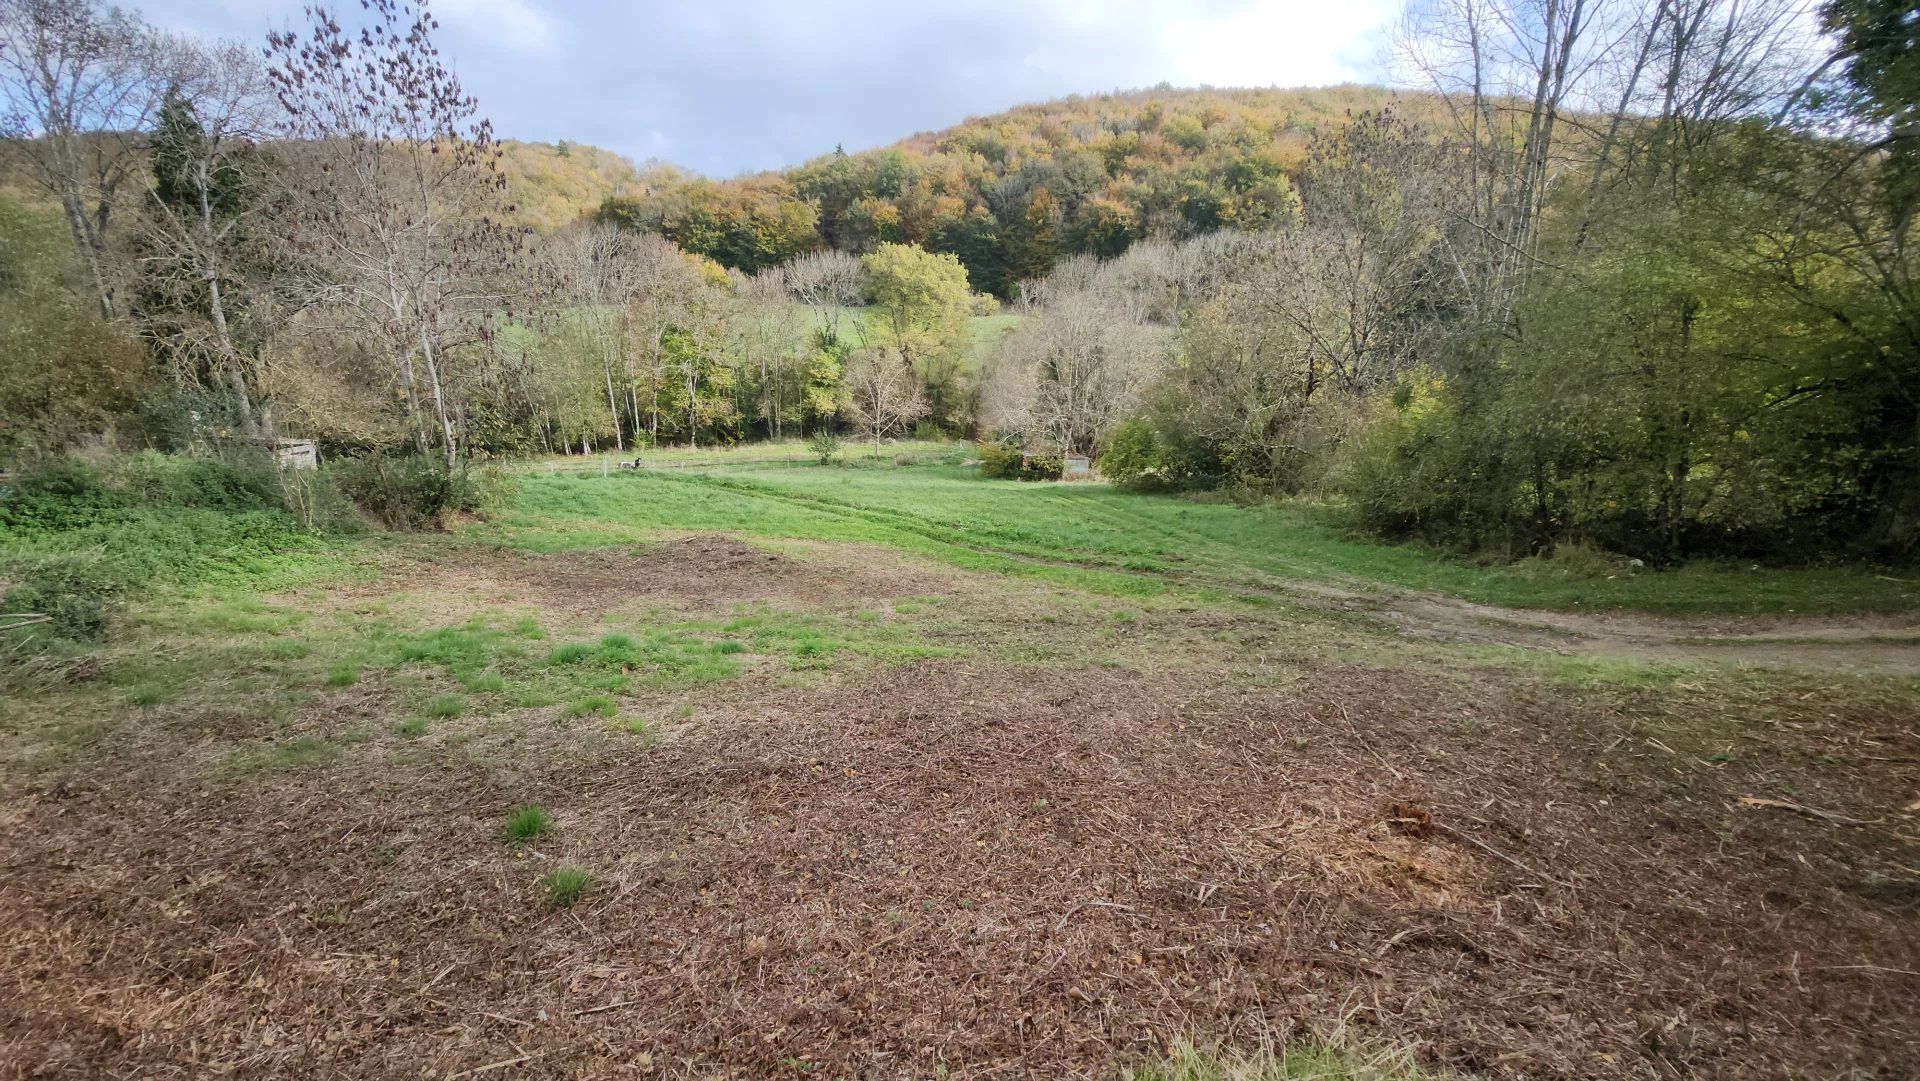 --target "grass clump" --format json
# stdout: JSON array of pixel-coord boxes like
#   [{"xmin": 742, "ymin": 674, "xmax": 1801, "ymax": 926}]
[
  {"xmin": 546, "ymin": 629, "xmax": 743, "ymax": 686},
  {"xmin": 396, "ymin": 717, "xmax": 428, "ymax": 738},
  {"xmin": 458, "ymin": 668, "xmax": 506, "ymax": 693},
  {"xmin": 540, "ymin": 865, "xmax": 592, "ymax": 908},
  {"xmin": 326, "ymin": 663, "xmax": 359, "ymax": 688},
  {"xmin": 504, "ymin": 805, "xmax": 553, "ymax": 844},
  {"xmin": 422, "ymin": 694, "xmax": 464, "ymax": 718},
  {"xmin": 565, "ymin": 694, "xmax": 618, "ymax": 718}
]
